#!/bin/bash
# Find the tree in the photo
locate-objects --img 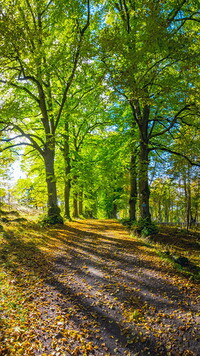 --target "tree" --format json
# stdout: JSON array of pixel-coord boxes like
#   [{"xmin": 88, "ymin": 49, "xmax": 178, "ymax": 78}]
[
  {"xmin": 0, "ymin": 0, "xmax": 90, "ymax": 223},
  {"xmin": 97, "ymin": 0, "xmax": 200, "ymax": 228}
]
